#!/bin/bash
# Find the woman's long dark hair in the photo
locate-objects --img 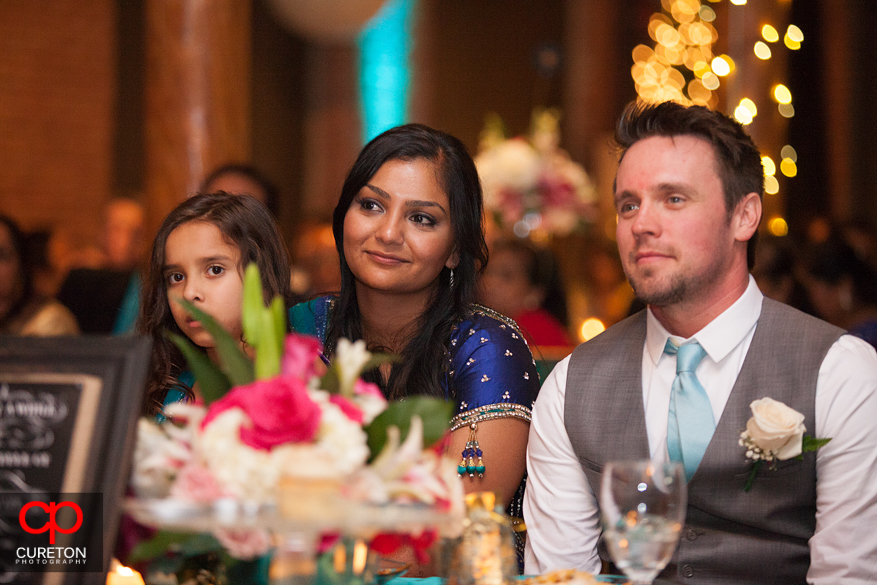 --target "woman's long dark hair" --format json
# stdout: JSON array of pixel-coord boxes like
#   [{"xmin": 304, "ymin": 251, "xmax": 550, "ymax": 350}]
[
  {"xmin": 138, "ymin": 192, "xmax": 292, "ymax": 415},
  {"xmin": 327, "ymin": 124, "xmax": 488, "ymax": 400}
]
